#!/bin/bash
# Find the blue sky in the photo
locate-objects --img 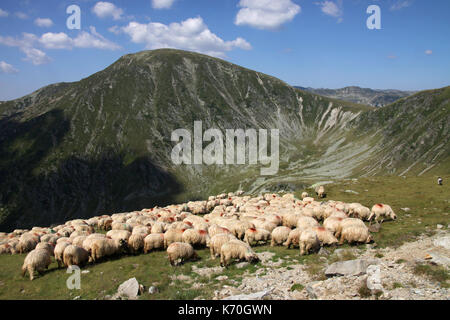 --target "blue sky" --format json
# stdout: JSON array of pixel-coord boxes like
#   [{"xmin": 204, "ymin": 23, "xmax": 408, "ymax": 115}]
[{"xmin": 0, "ymin": 0, "xmax": 449, "ymax": 100}]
